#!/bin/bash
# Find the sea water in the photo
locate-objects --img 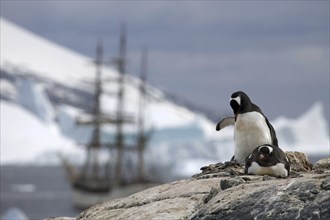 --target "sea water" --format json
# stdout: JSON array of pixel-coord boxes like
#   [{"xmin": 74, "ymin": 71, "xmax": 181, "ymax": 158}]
[{"xmin": 0, "ymin": 166, "xmax": 81, "ymax": 220}]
